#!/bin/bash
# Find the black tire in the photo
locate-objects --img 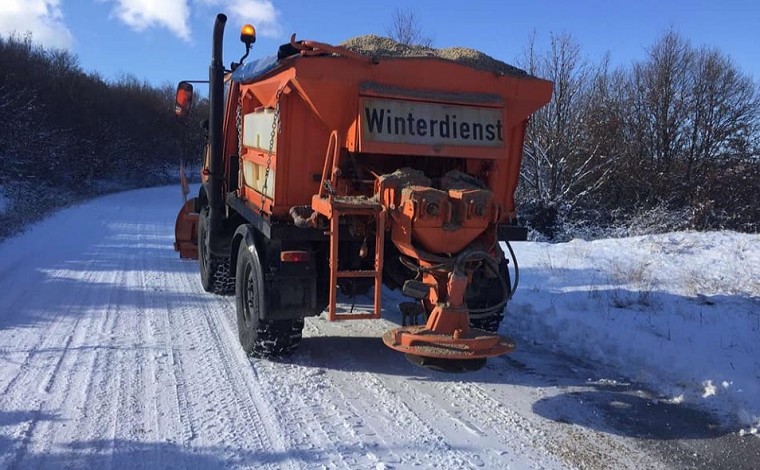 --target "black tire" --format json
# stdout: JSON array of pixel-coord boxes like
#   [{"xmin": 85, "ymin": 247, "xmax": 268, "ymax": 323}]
[
  {"xmin": 235, "ymin": 240, "xmax": 304, "ymax": 357},
  {"xmin": 466, "ymin": 259, "xmax": 510, "ymax": 333},
  {"xmin": 198, "ymin": 207, "xmax": 234, "ymax": 295}
]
